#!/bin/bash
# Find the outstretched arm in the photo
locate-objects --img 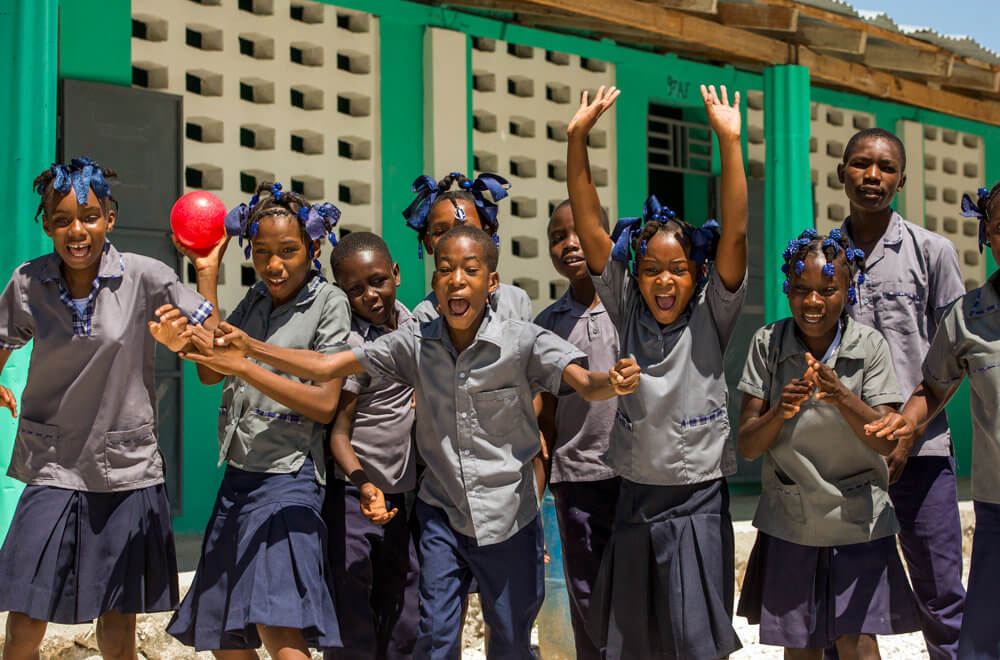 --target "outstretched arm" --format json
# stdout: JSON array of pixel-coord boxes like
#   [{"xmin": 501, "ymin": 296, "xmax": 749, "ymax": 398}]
[
  {"xmin": 701, "ymin": 84, "xmax": 748, "ymax": 292},
  {"xmin": 561, "ymin": 358, "xmax": 639, "ymax": 401},
  {"xmin": 865, "ymin": 379, "xmax": 960, "ymax": 447},
  {"xmin": 567, "ymin": 86, "xmax": 620, "ymax": 274}
]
